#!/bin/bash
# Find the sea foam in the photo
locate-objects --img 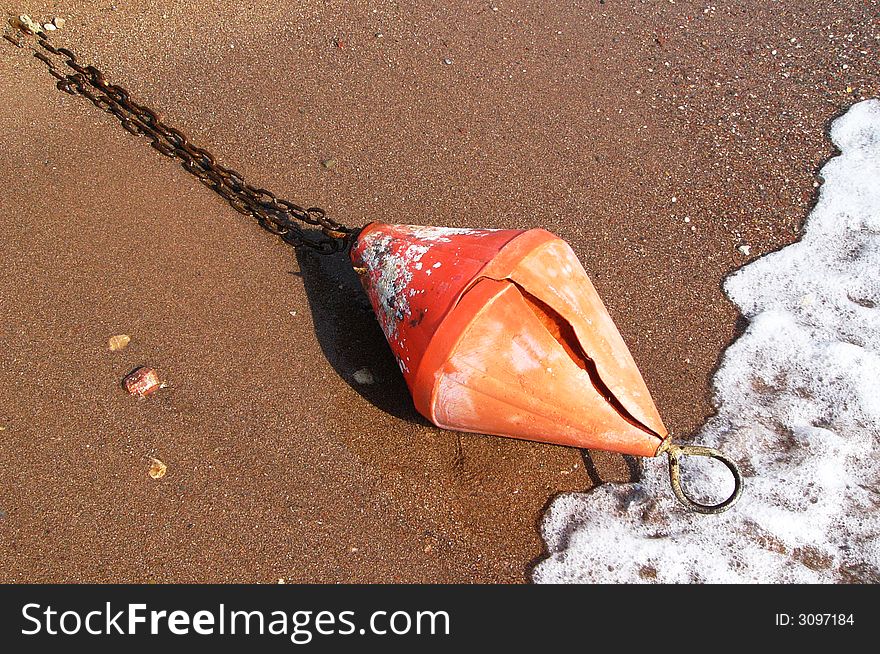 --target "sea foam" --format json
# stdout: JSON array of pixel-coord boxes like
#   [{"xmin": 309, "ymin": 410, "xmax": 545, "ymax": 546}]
[{"xmin": 534, "ymin": 100, "xmax": 880, "ymax": 584}]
